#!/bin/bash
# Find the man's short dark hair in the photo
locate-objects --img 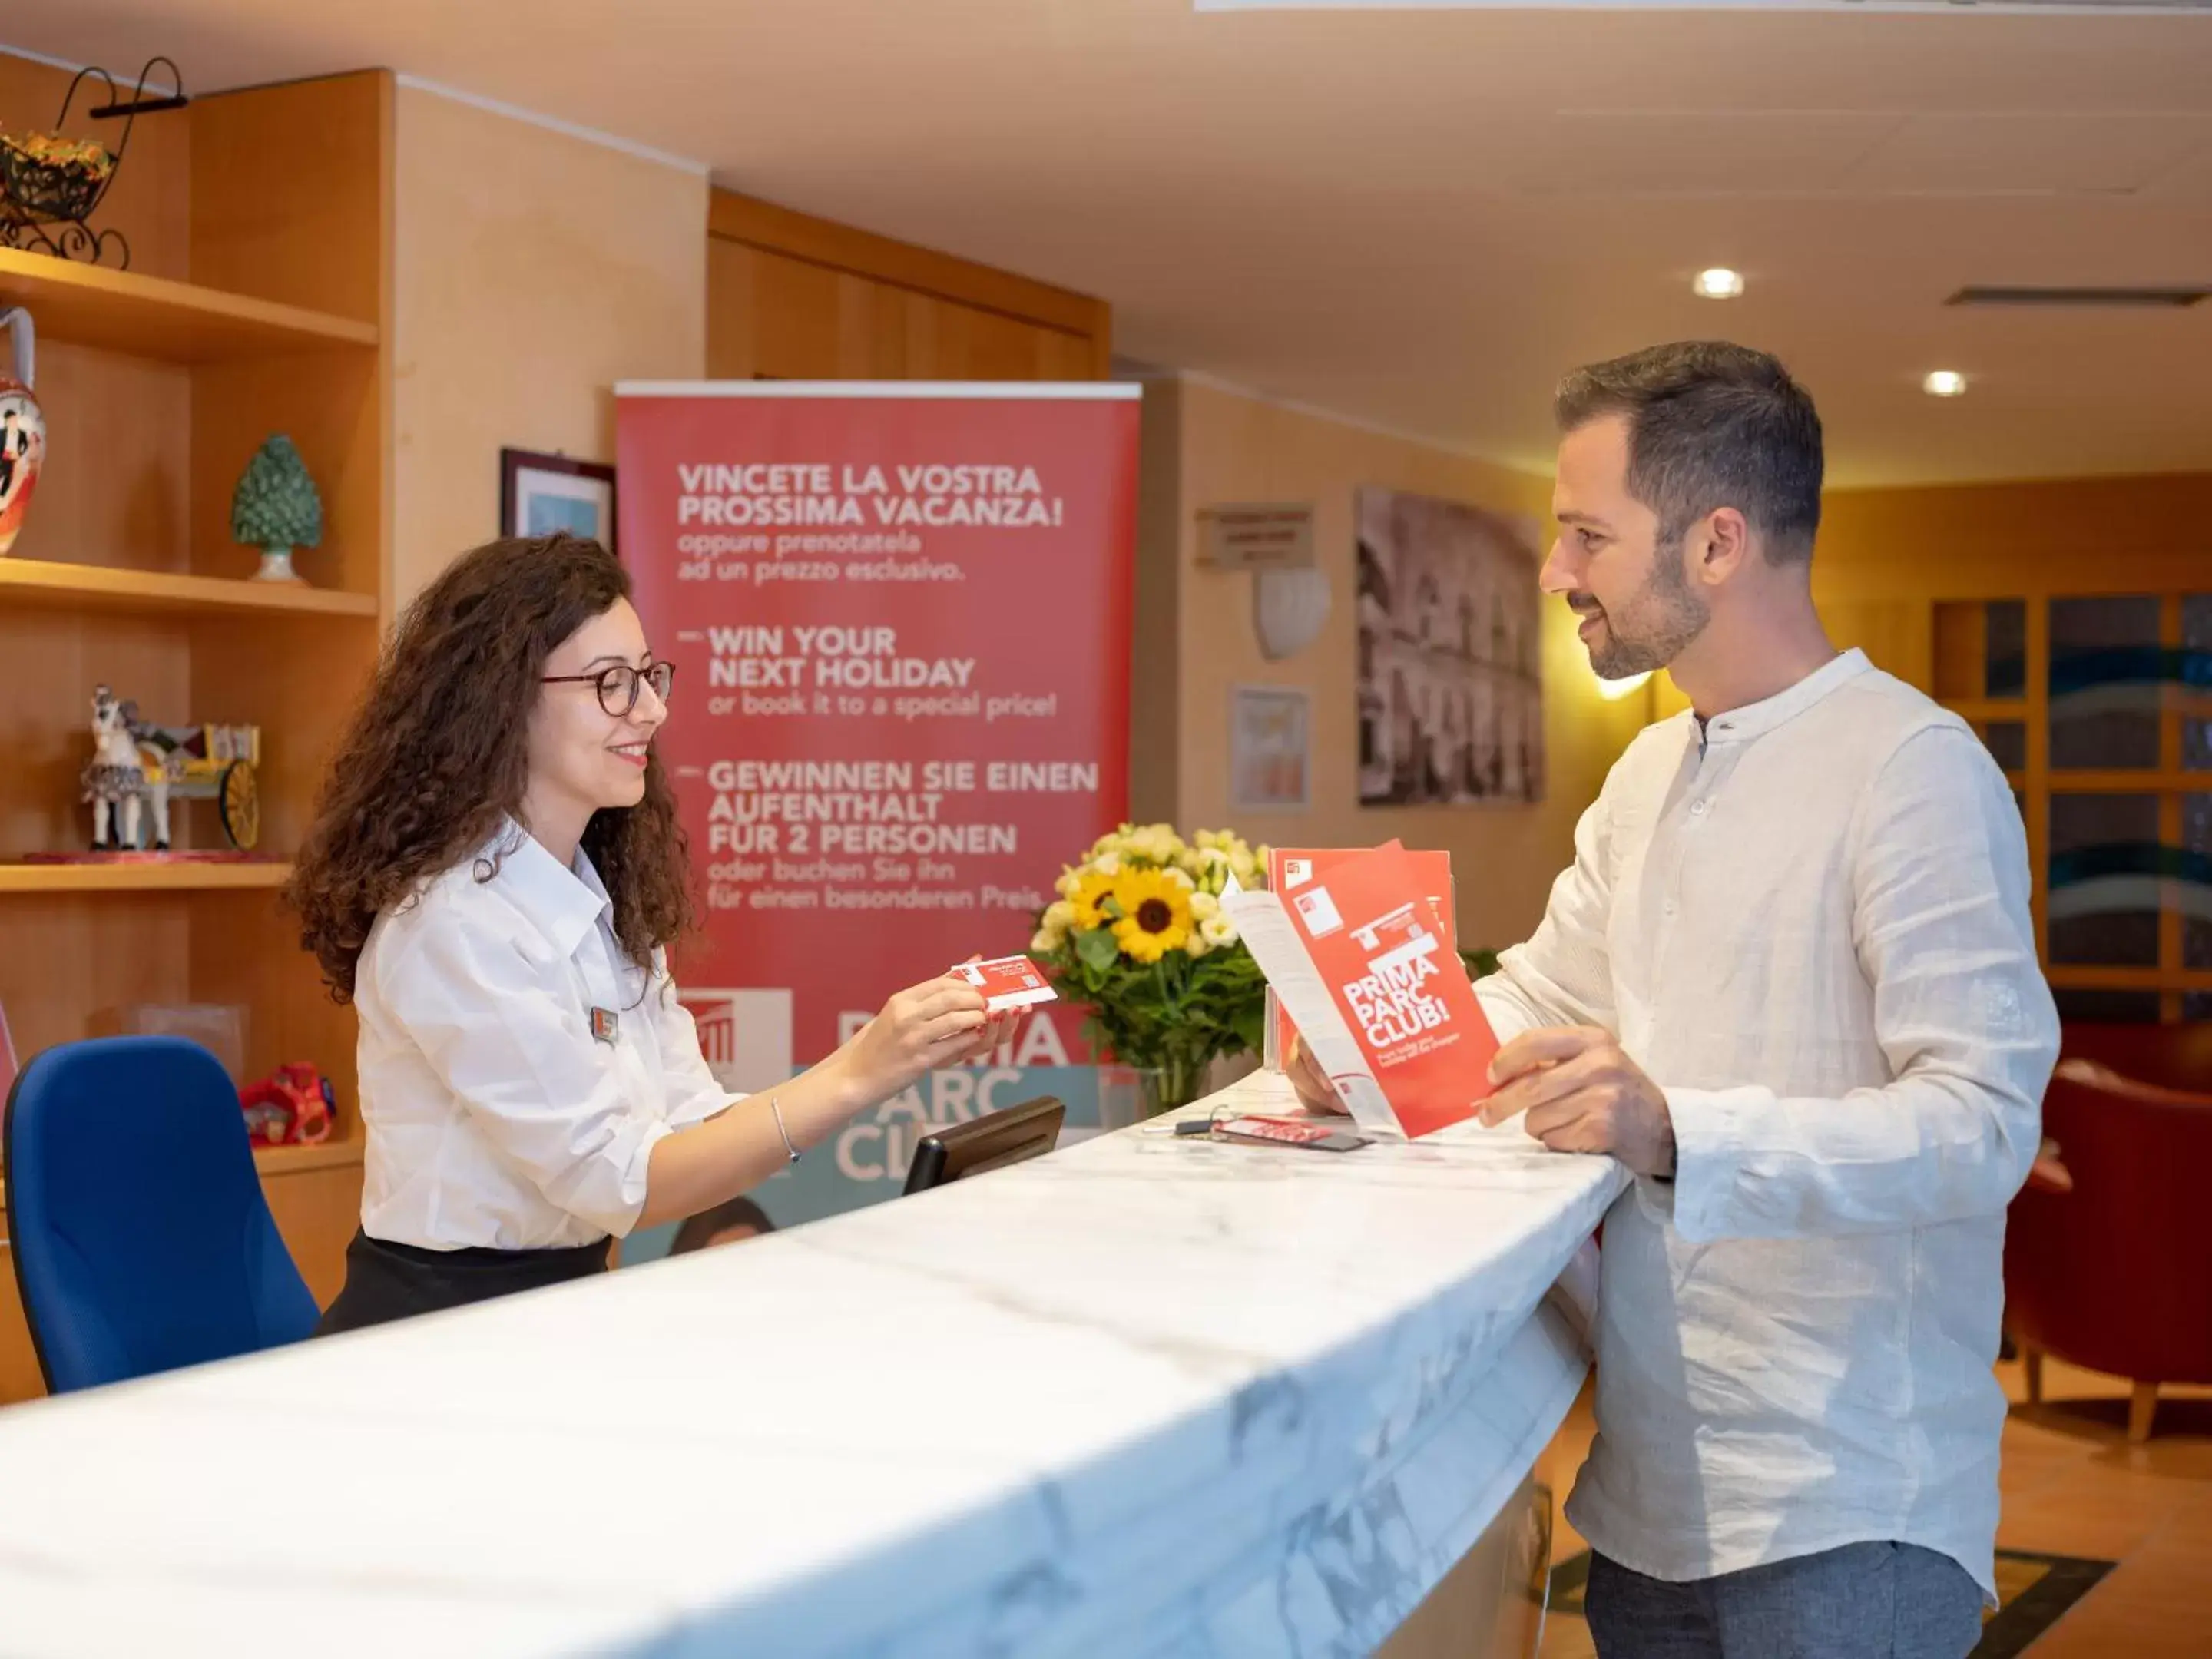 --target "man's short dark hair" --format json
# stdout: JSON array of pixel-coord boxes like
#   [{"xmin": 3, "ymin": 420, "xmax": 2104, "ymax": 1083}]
[{"xmin": 1554, "ymin": 341, "xmax": 1823, "ymax": 562}]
